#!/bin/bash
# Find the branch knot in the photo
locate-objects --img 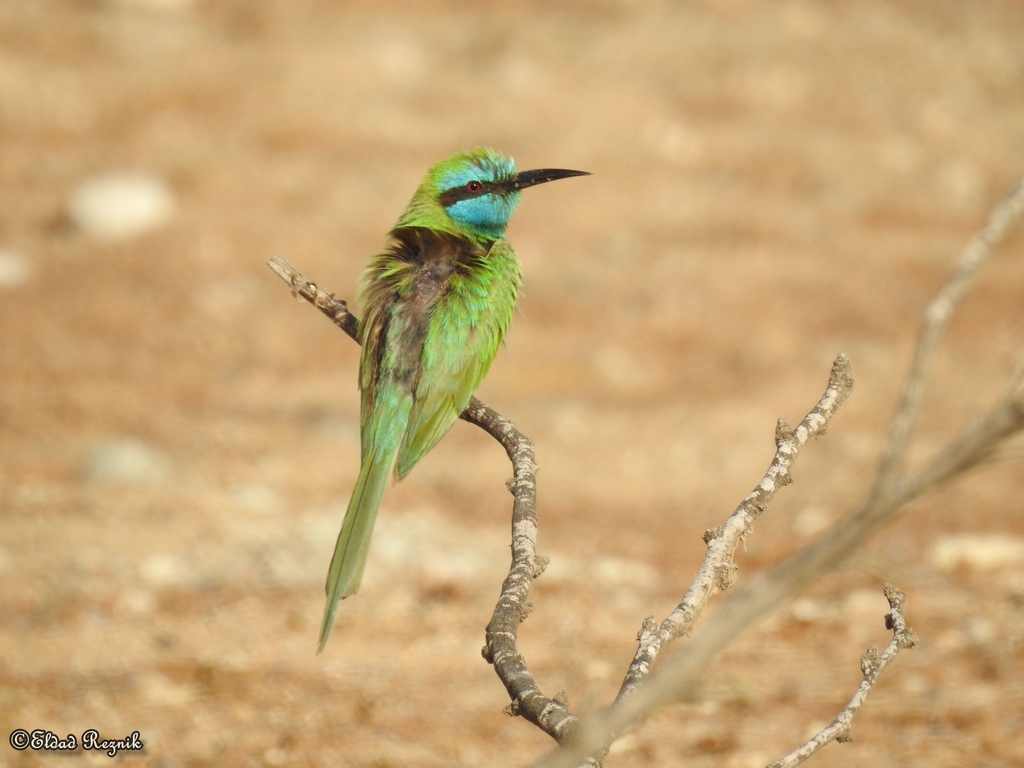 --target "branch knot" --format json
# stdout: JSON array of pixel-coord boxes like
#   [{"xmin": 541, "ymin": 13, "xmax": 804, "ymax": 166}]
[
  {"xmin": 860, "ymin": 645, "xmax": 881, "ymax": 677},
  {"xmin": 713, "ymin": 561, "xmax": 738, "ymax": 591},
  {"xmin": 637, "ymin": 616, "xmax": 658, "ymax": 643},
  {"xmin": 775, "ymin": 418, "xmax": 794, "ymax": 446},
  {"xmin": 702, "ymin": 525, "xmax": 725, "ymax": 544},
  {"xmin": 533, "ymin": 556, "xmax": 550, "ymax": 579}
]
